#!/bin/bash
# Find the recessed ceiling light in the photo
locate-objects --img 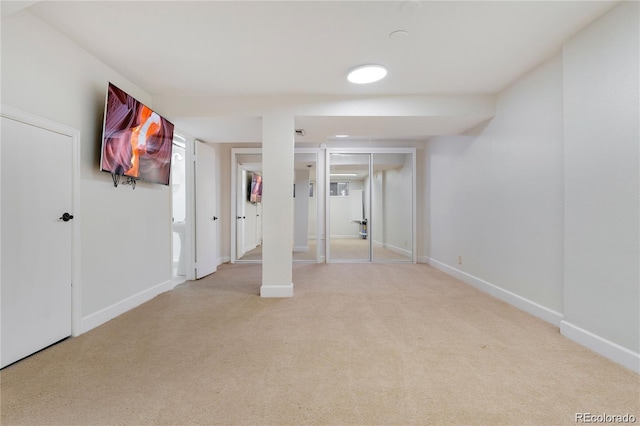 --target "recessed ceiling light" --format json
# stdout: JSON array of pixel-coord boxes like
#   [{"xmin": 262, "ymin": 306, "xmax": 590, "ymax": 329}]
[
  {"xmin": 335, "ymin": 134, "xmax": 349, "ymax": 138},
  {"xmin": 330, "ymin": 173, "xmax": 358, "ymax": 177},
  {"xmin": 347, "ymin": 65, "xmax": 387, "ymax": 84}
]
